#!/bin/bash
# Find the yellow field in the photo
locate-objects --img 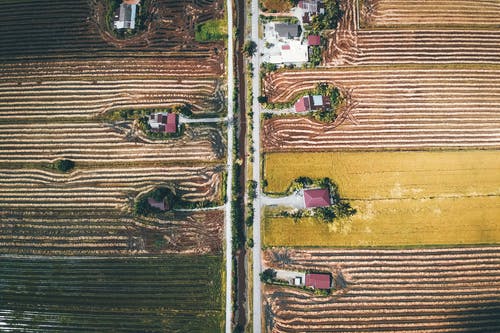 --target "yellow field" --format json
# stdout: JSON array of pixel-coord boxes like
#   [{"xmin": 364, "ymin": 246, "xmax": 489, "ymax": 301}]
[{"xmin": 263, "ymin": 150, "xmax": 500, "ymax": 247}]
